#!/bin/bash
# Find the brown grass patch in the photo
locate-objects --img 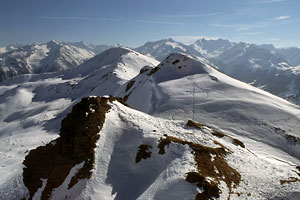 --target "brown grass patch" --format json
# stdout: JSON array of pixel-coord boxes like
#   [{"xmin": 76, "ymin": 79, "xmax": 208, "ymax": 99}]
[
  {"xmin": 280, "ymin": 177, "xmax": 300, "ymax": 185},
  {"xmin": 158, "ymin": 135, "xmax": 171, "ymax": 154},
  {"xmin": 186, "ymin": 172, "xmax": 220, "ymax": 199},
  {"xmin": 135, "ymin": 144, "xmax": 152, "ymax": 163},
  {"xmin": 186, "ymin": 120, "xmax": 246, "ymax": 149},
  {"xmin": 211, "ymin": 130, "xmax": 227, "ymax": 138},
  {"xmin": 296, "ymin": 166, "xmax": 300, "ymax": 176},
  {"xmin": 280, "ymin": 166, "xmax": 300, "ymax": 184},
  {"xmin": 157, "ymin": 135, "xmax": 241, "ymax": 199},
  {"xmin": 23, "ymin": 96, "xmax": 113, "ymax": 200},
  {"xmin": 232, "ymin": 139, "xmax": 245, "ymax": 148},
  {"xmin": 186, "ymin": 120, "xmax": 206, "ymax": 129},
  {"xmin": 285, "ymin": 134, "xmax": 300, "ymax": 143},
  {"xmin": 125, "ymin": 80, "xmax": 135, "ymax": 92}
]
